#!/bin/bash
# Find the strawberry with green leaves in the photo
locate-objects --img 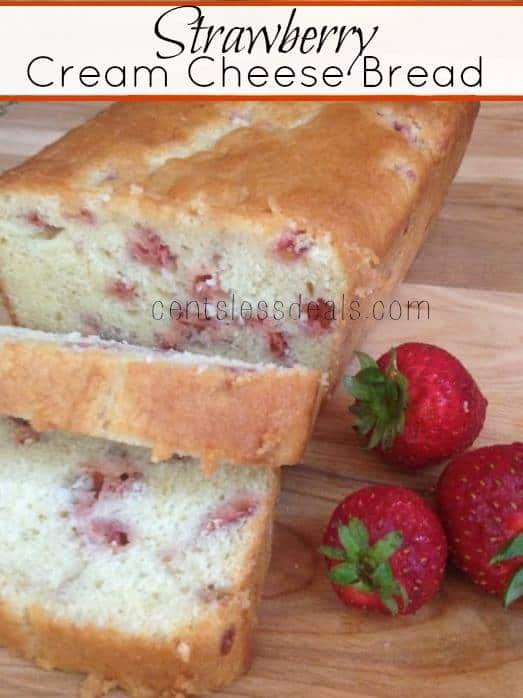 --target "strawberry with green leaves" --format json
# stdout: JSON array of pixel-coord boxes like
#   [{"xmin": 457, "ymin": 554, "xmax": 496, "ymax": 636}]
[
  {"xmin": 320, "ymin": 486, "xmax": 447, "ymax": 615},
  {"xmin": 437, "ymin": 443, "xmax": 523, "ymax": 606},
  {"xmin": 345, "ymin": 343, "xmax": 487, "ymax": 469}
]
